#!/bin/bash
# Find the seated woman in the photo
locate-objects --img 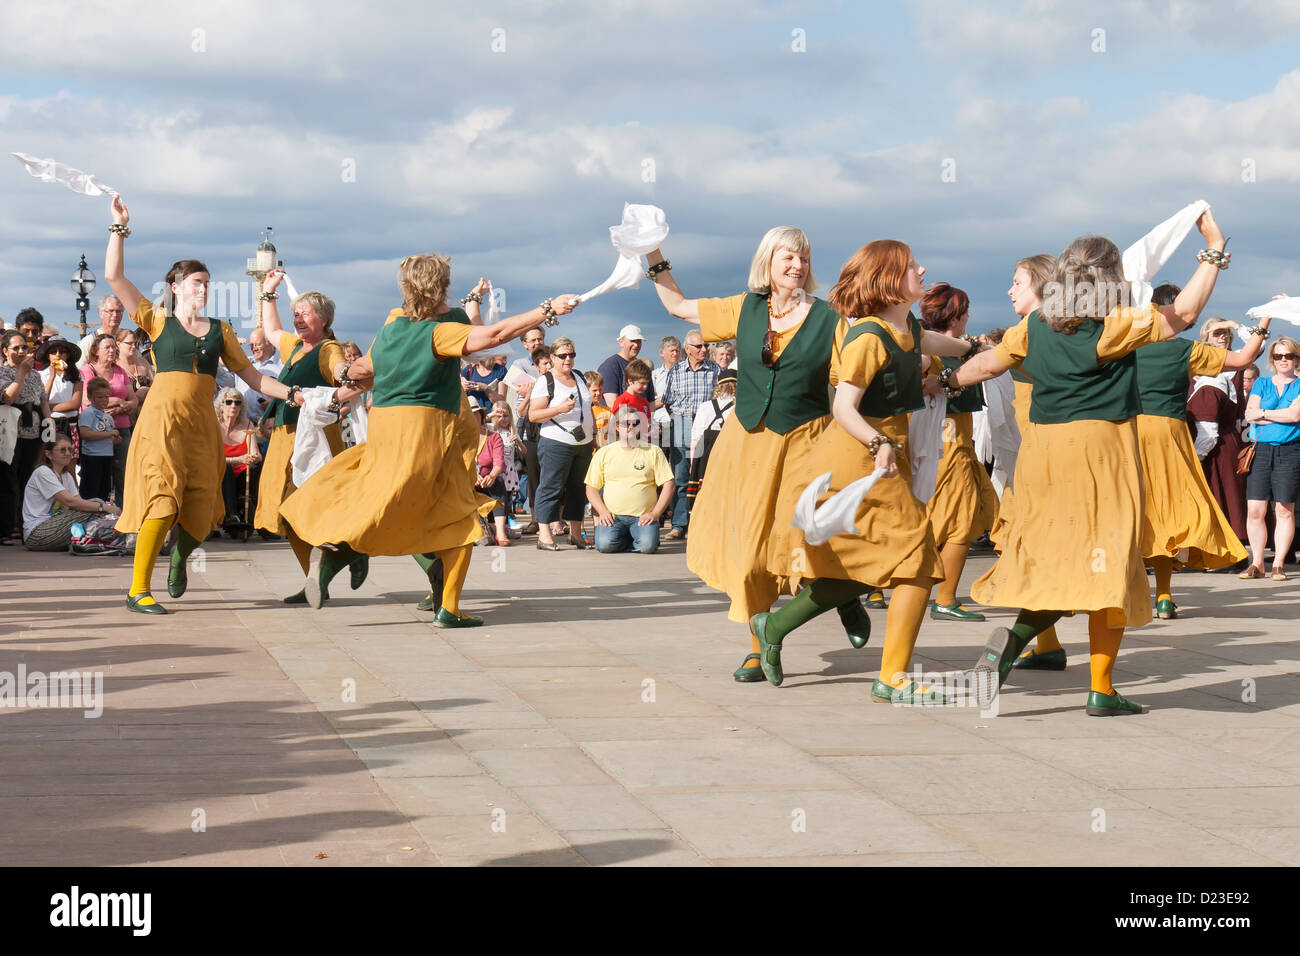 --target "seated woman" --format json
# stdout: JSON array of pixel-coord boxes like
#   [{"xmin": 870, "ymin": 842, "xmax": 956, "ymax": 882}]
[
  {"xmin": 473, "ymin": 406, "xmax": 511, "ymax": 546},
  {"xmin": 22, "ymin": 435, "xmax": 121, "ymax": 551},
  {"xmin": 216, "ymin": 386, "xmax": 262, "ymax": 535}
]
